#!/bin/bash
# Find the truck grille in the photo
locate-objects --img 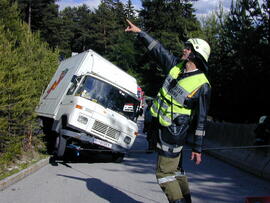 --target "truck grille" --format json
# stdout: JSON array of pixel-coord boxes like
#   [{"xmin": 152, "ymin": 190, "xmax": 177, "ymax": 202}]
[{"xmin": 92, "ymin": 120, "xmax": 120, "ymax": 141}]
